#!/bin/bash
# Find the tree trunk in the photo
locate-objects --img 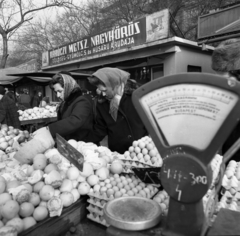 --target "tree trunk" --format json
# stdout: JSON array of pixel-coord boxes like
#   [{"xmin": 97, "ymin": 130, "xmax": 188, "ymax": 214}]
[{"xmin": 0, "ymin": 32, "xmax": 9, "ymax": 69}]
